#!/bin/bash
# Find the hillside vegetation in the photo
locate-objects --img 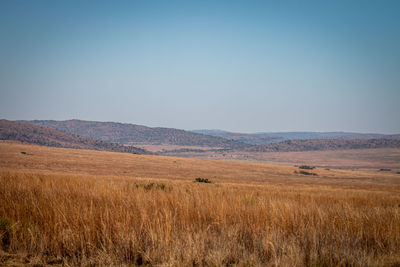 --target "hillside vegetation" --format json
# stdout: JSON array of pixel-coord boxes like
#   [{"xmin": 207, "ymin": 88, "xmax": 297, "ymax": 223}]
[
  {"xmin": 245, "ymin": 138, "xmax": 400, "ymax": 152},
  {"xmin": 192, "ymin": 131, "xmax": 284, "ymax": 145},
  {"xmin": 24, "ymin": 120, "xmax": 400, "ymax": 153},
  {"xmin": 0, "ymin": 142, "xmax": 400, "ymax": 266},
  {"xmin": 0, "ymin": 120, "xmax": 148, "ymax": 154},
  {"xmin": 24, "ymin": 120, "xmax": 250, "ymax": 149},
  {"xmin": 192, "ymin": 130, "xmax": 398, "ymax": 145}
]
